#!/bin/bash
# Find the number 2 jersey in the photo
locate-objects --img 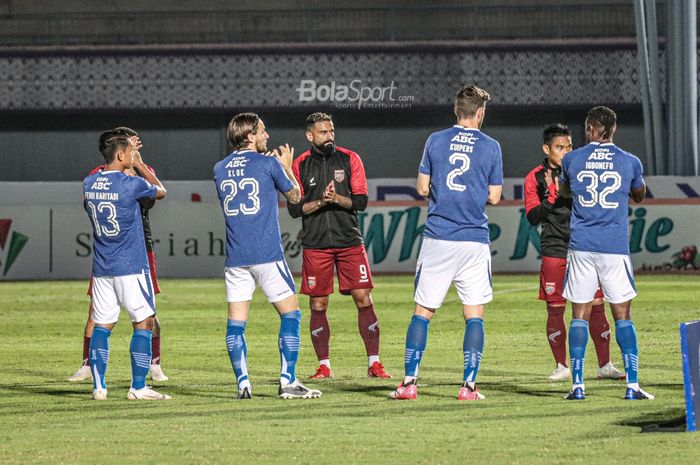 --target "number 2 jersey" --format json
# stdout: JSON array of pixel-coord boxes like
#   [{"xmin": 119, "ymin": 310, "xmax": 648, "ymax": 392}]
[
  {"xmin": 213, "ymin": 150, "xmax": 293, "ymax": 267},
  {"xmin": 561, "ymin": 142, "xmax": 644, "ymax": 255},
  {"xmin": 419, "ymin": 125, "xmax": 503, "ymax": 243},
  {"xmin": 83, "ymin": 170, "xmax": 158, "ymax": 277}
]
